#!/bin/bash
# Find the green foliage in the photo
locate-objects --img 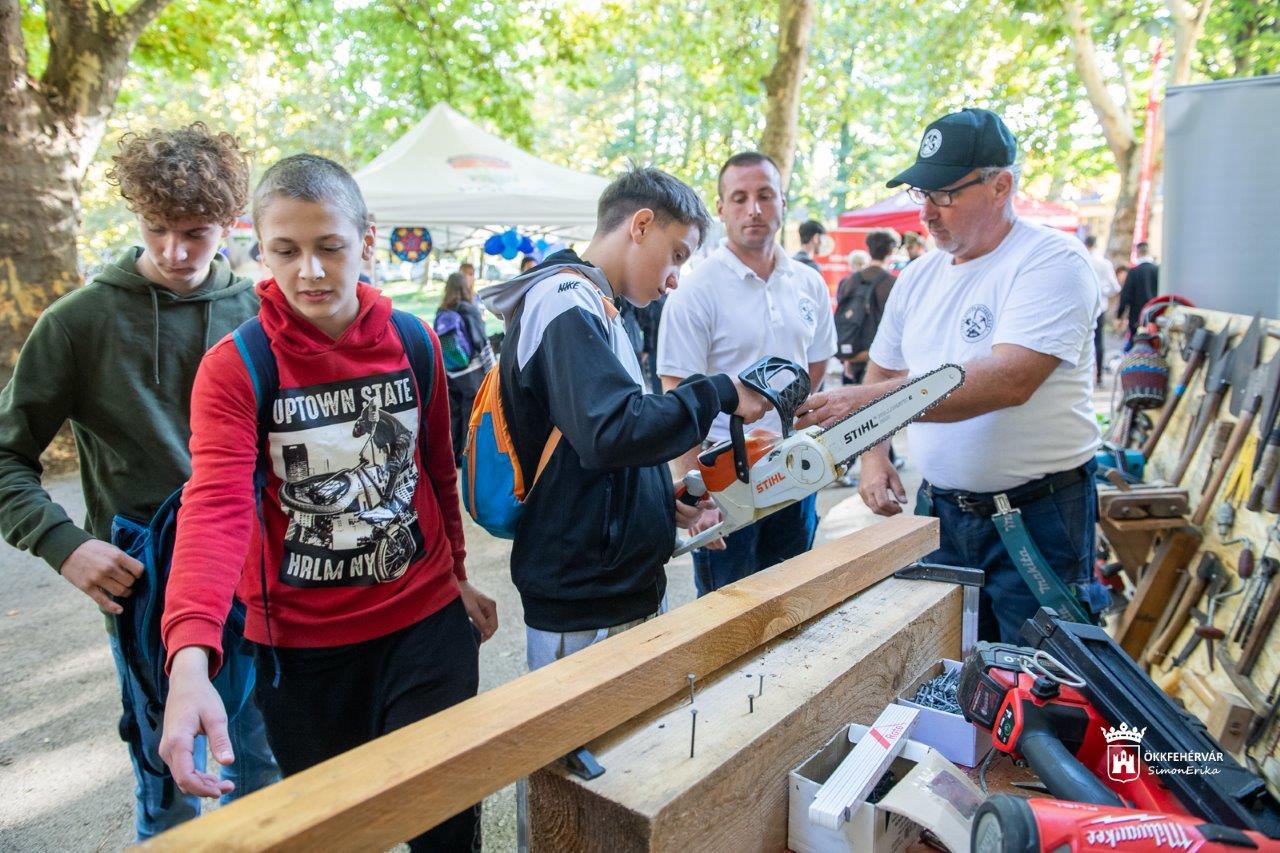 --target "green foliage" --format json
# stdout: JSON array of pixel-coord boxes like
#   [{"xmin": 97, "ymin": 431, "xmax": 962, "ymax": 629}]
[{"xmin": 57, "ymin": 0, "xmax": 1279, "ymax": 269}]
